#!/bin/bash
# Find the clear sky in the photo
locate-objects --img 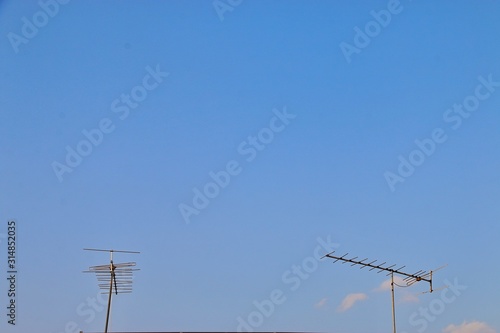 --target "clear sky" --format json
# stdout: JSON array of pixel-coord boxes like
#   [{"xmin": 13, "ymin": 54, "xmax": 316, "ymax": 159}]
[{"xmin": 1, "ymin": 1, "xmax": 499, "ymax": 333}]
